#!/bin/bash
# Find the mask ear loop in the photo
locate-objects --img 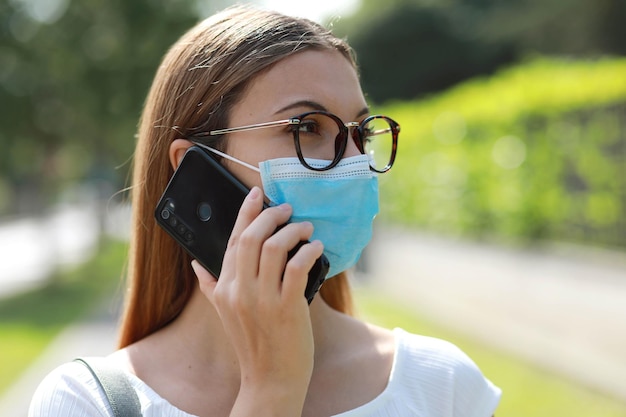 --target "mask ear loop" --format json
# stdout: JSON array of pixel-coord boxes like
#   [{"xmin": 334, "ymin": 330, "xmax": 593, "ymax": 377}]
[{"xmin": 192, "ymin": 142, "xmax": 261, "ymax": 173}]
